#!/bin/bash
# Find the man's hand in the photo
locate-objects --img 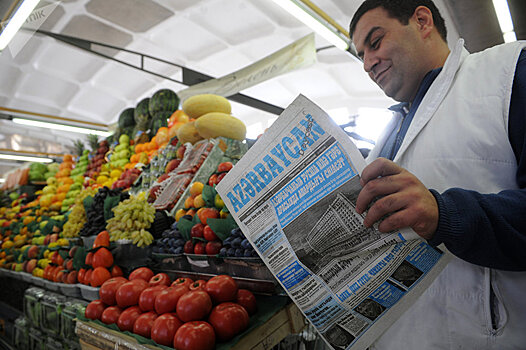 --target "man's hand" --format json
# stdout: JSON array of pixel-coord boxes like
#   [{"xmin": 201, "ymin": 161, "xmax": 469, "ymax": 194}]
[{"xmin": 355, "ymin": 158, "xmax": 438, "ymax": 240}]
